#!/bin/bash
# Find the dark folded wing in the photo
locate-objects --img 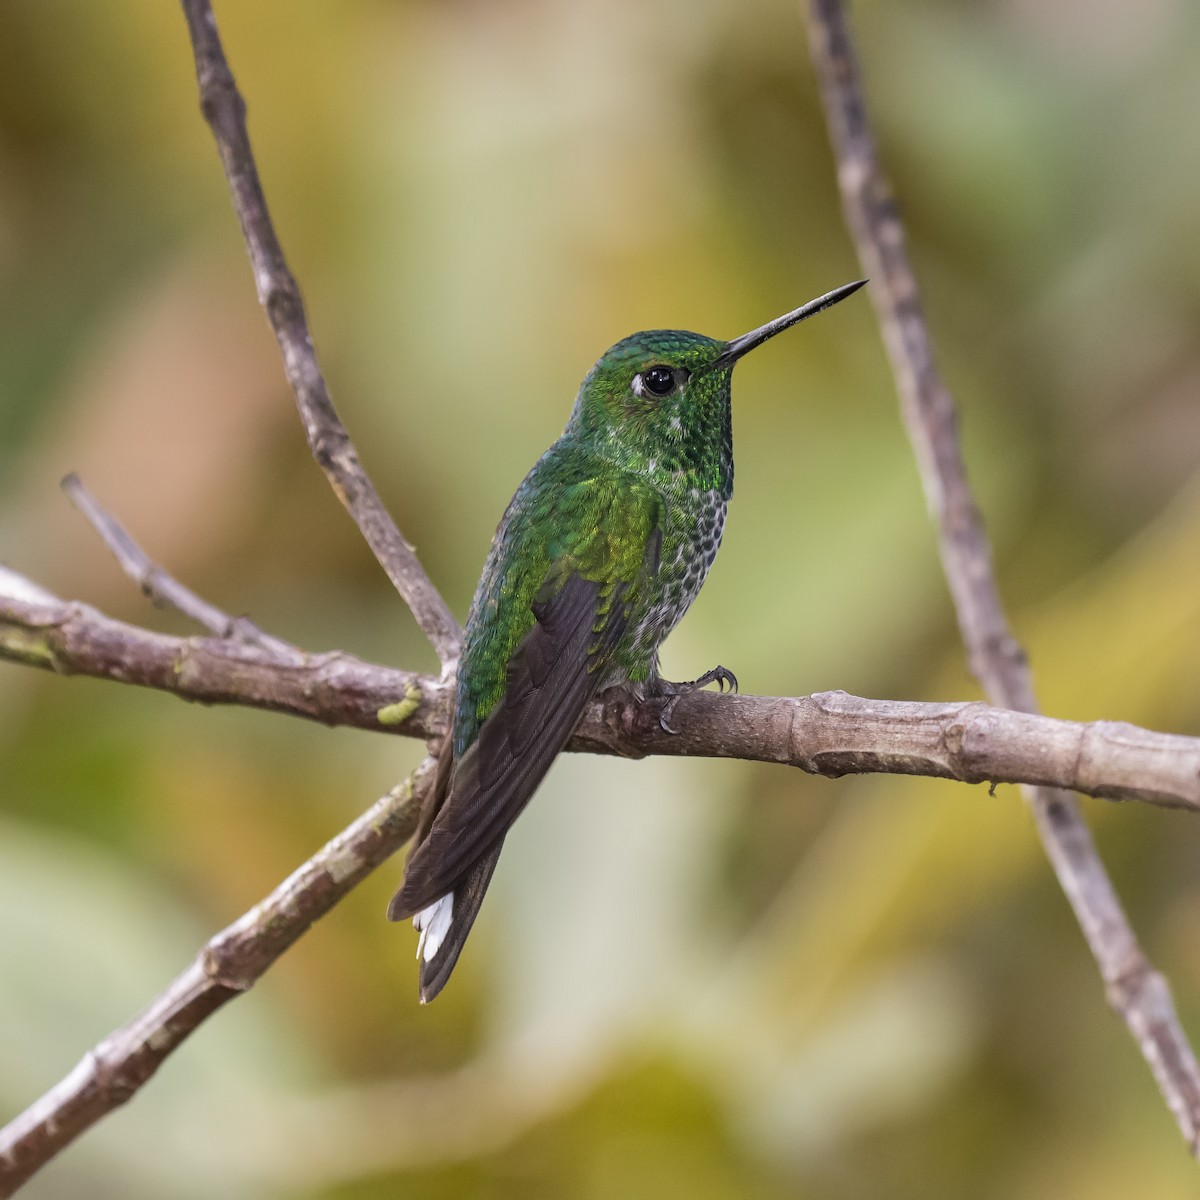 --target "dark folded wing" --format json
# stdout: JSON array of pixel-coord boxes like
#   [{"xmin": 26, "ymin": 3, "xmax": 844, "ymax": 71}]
[{"xmin": 393, "ymin": 570, "xmax": 629, "ymax": 917}]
